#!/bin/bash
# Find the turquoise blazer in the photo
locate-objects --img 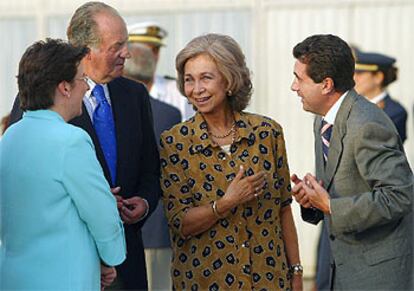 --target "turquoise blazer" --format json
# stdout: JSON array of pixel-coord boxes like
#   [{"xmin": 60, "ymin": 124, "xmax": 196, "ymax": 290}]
[{"xmin": 0, "ymin": 110, "xmax": 126, "ymax": 290}]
